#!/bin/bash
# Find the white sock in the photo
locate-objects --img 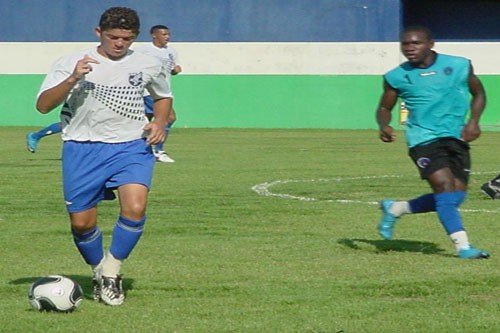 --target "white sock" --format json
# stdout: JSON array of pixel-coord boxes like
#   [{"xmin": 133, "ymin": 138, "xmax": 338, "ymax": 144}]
[
  {"xmin": 101, "ymin": 251, "xmax": 123, "ymax": 277},
  {"xmin": 91, "ymin": 258, "xmax": 105, "ymax": 274},
  {"xmin": 449, "ymin": 230, "xmax": 470, "ymax": 252},
  {"xmin": 390, "ymin": 201, "xmax": 411, "ymax": 217}
]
